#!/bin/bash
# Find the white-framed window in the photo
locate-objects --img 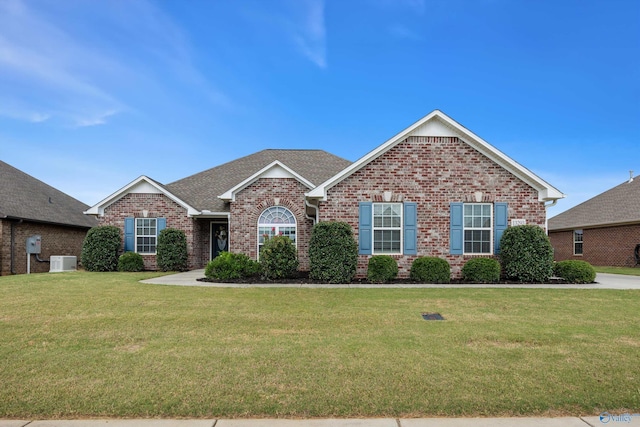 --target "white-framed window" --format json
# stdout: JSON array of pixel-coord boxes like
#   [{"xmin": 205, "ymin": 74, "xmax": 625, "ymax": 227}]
[
  {"xmin": 373, "ymin": 203, "xmax": 402, "ymax": 254},
  {"xmin": 463, "ymin": 204, "xmax": 492, "ymax": 254},
  {"xmin": 258, "ymin": 206, "xmax": 296, "ymax": 255},
  {"xmin": 136, "ymin": 218, "xmax": 157, "ymax": 254},
  {"xmin": 574, "ymin": 229, "xmax": 583, "ymax": 255}
]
